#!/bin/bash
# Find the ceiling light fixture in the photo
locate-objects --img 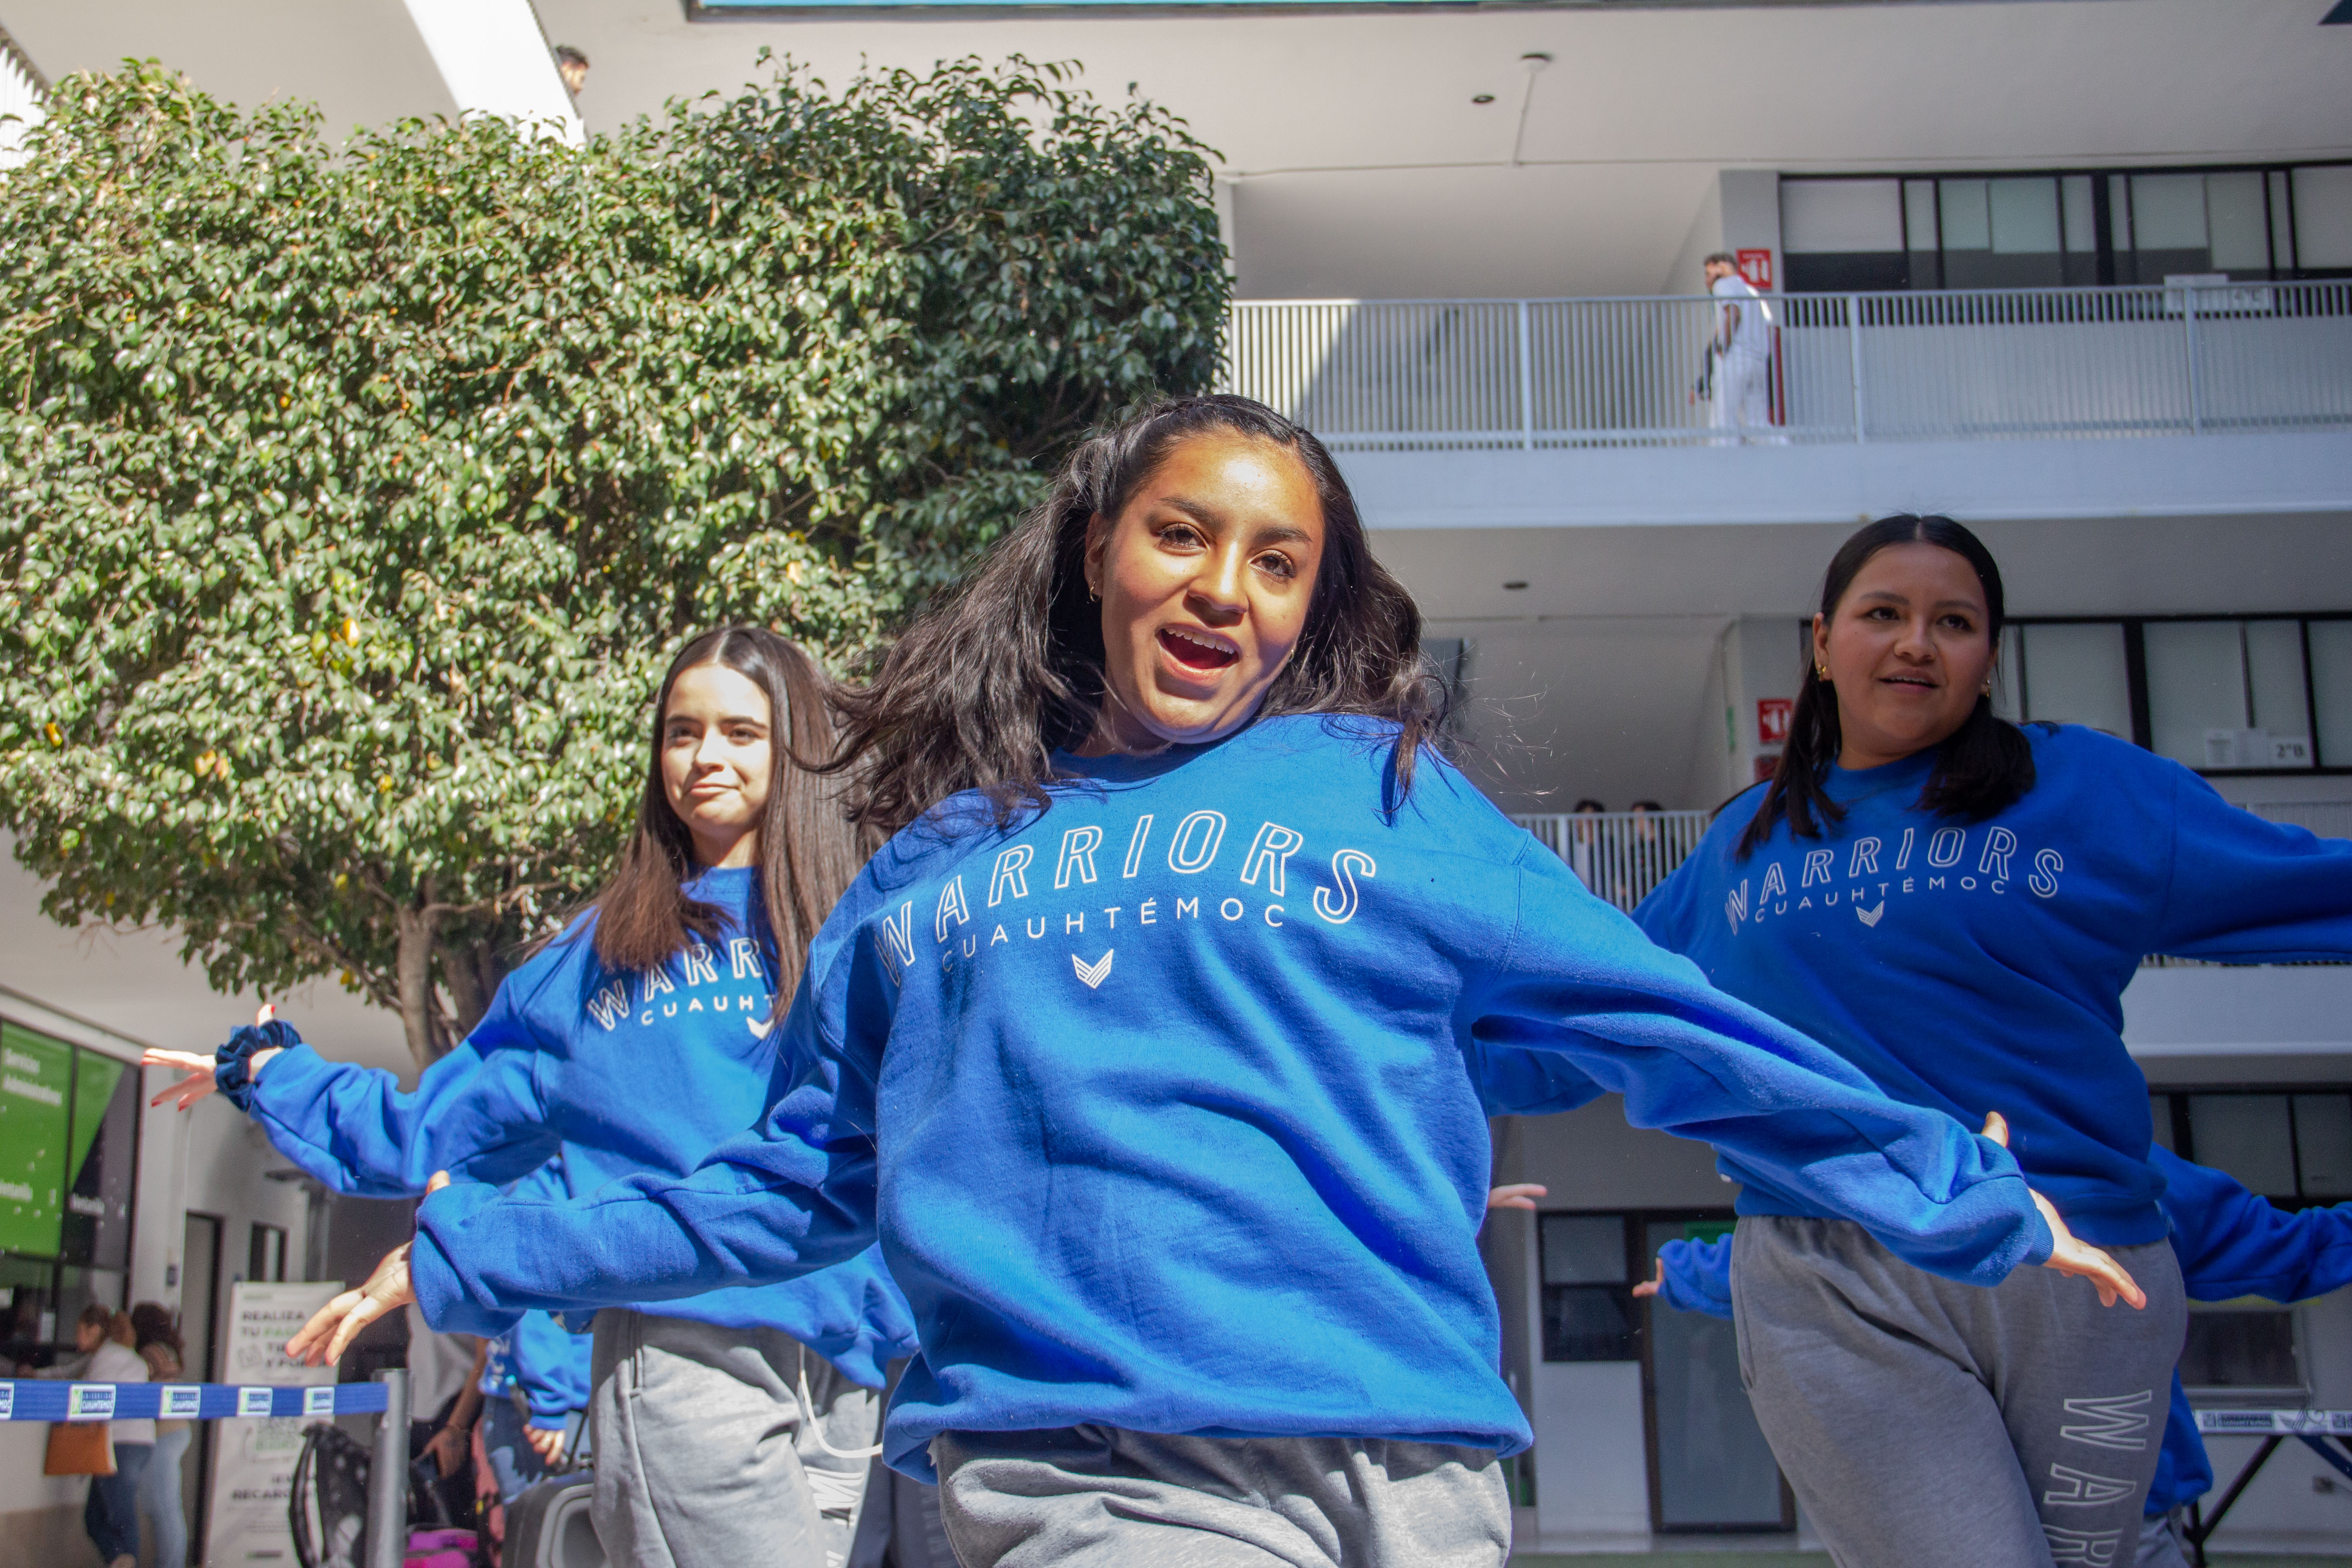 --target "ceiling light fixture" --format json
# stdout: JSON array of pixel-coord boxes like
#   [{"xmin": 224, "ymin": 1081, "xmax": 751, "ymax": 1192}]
[
  {"xmin": 1510, "ymin": 53, "xmax": 1551, "ymax": 169},
  {"xmin": 1504, "ymin": 581, "xmax": 1529, "ymax": 591},
  {"xmin": 1472, "ymin": 93, "xmax": 1496, "ymax": 105}
]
